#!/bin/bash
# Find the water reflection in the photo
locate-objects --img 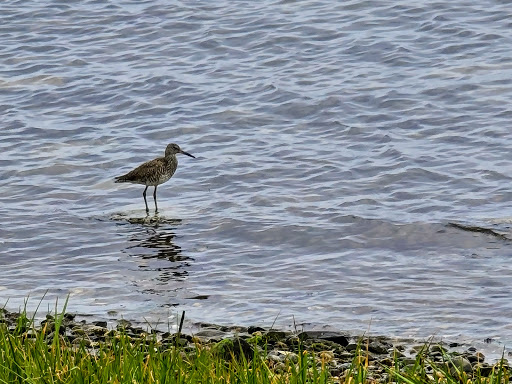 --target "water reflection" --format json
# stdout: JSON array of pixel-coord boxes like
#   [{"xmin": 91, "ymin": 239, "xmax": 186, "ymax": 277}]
[{"xmin": 125, "ymin": 218, "xmax": 193, "ymax": 284}]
